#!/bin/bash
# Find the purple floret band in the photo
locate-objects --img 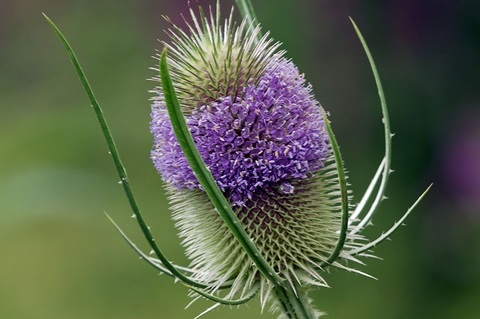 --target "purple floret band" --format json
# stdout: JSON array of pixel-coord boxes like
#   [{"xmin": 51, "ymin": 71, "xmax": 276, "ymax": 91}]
[{"xmin": 150, "ymin": 58, "xmax": 330, "ymax": 206}]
